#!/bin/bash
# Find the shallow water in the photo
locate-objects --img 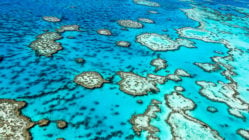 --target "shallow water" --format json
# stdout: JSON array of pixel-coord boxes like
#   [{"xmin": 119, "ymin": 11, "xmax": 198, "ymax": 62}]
[{"xmin": 0, "ymin": 0, "xmax": 249, "ymax": 139}]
